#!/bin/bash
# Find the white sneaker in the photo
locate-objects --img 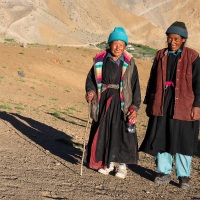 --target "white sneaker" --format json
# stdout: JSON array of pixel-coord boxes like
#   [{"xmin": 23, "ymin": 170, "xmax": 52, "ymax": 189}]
[
  {"xmin": 98, "ymin": 162, "xmax": 115, "ymax": 175},
  {"xmin": 115, "ymin": 164, "xmax": 127, "ymax": 179}
]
